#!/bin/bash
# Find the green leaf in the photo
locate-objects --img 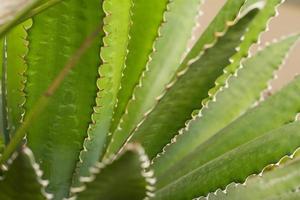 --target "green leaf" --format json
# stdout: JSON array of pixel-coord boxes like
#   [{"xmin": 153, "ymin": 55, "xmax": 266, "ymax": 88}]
[
  {"xmin": 213, "ymin": 0, "xmax": 284, "ymax": 90},
  {"xmin": 152, "ymin": 34, "xmax": 300, "ymax": 178},
  {"xmin": 153, "ymin": 122, "xmax": 300, "ymax": 200},
  {"xmin": 105, "ymin": 0, "xmax": 205, "ymax": 157},
  {"xmin": 0, "ymin": 0, "xmax": 39, "ymax": 38},
  {"xmin": 5, "ymin": 21, "xmax": 31, "ymax": 138},
  {"xmin": 131, "ymin": 10, "xmax": 259, "ymax": 158},
  {"xmin": 203, "ymin": 152, "xmax": 300, "ymax": 199},
  {"xmin": 110, "ymin": 0, "xmax": 169, "ymax": 133},
  {"xmin": 75, "ymin": 0, "xmax": 131, "ymax": 183},
  {"xmin": 0, "ymin": 148, "xmax": 51, "ymax": 200},
  {"xmin": 25, "ymin": 0, "xmax": 103, "ymax": 198},
  {"xmin": 156, "ymin": 73, "xmax": 300, "ymax": 189},
  {"xmin": 180, "ymin": 0, "xmax": 247, "ymax": 69},
  {"xmin": 71, "ymin": 144, "xmax": 155, "ymax": 200}
]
